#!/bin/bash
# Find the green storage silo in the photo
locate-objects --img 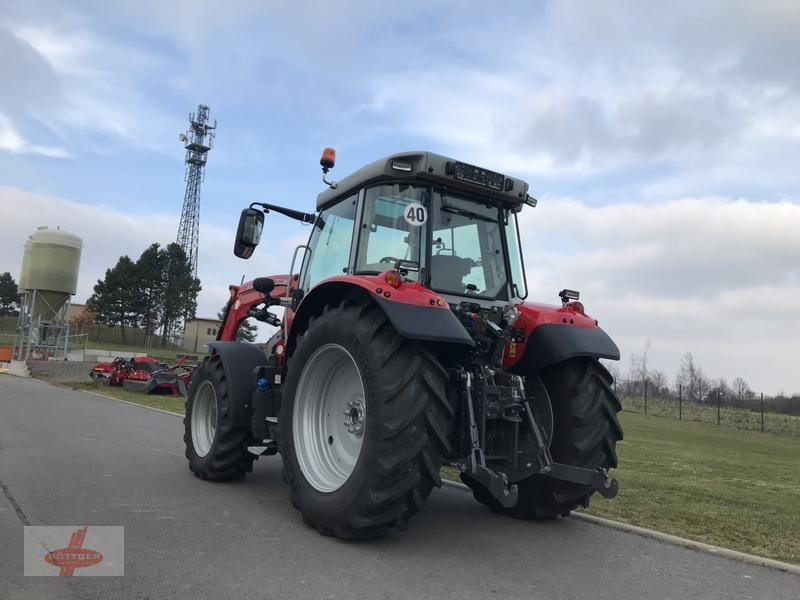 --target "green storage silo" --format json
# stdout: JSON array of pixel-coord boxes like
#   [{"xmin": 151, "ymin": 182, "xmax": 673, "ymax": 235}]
[{"xmin": 19, "ymin": 226, "xmax": 83, "ymax": 321}]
